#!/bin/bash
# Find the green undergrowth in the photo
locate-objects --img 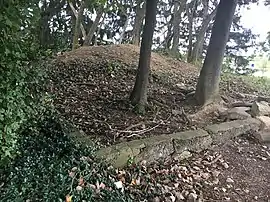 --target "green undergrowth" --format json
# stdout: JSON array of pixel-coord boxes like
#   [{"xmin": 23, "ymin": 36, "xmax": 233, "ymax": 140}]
[
  {"xmin": 0, "ymin": 116, "xmax": 132, "ymax": 202},
  {"xmin": 221, "ymin": 72, "xmax": 270, "ymax": 94}
]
